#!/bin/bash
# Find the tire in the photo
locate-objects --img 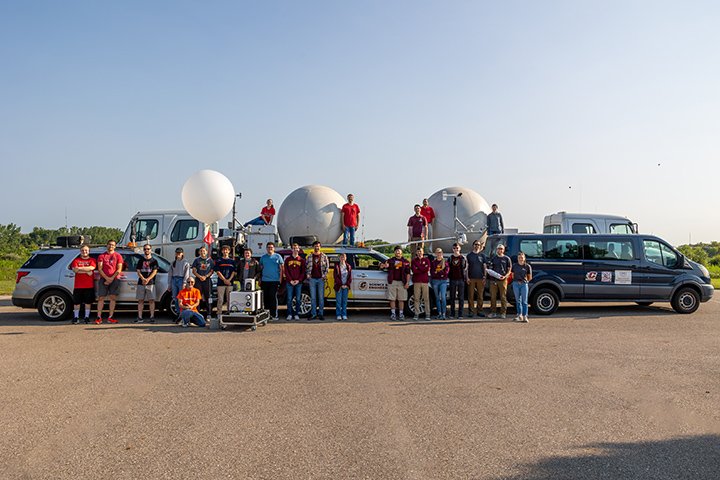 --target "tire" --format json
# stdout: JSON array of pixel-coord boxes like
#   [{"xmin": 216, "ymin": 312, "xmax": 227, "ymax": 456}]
[
  {"xmin": 294, "ymin": 291, "xmax": 312, "ymax": 317},
  {"xmin": 530, "ymin": 288, "xmax": 559, "ymax": 315},
  {"xmin": 406, "ymin": 288, "xmax": 433, "ymax": 316},
  {"xmin": 671, "ymin": 287, "xmax": 700, "ymax": 314},
  {"xmin": 636, "ymin": 301, "xmax": 654, "ymax": 307},
  {"xmin": 37, "ymin": 290, "xmax": 73, "ymax": 321},
  {"xmin": 161, "ymin": 292, "xmax": 179, "ymax": 318}
]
